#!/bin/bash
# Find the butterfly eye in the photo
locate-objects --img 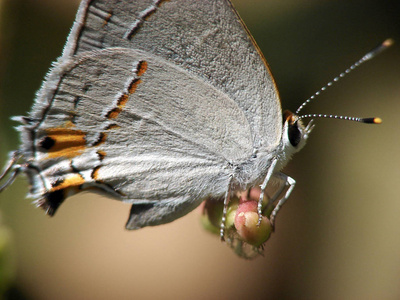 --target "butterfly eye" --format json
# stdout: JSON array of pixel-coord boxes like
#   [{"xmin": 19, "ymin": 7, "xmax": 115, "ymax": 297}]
[{"xmin": 288, "ymin": 121, "xmax": 301, "ymax": 147}]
